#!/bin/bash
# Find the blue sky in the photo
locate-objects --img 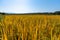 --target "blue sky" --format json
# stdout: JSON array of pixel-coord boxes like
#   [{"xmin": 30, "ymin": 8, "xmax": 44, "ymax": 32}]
[{"xmin": 0, "ymin": 0, "xmax": 60, "ymax": 13}]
